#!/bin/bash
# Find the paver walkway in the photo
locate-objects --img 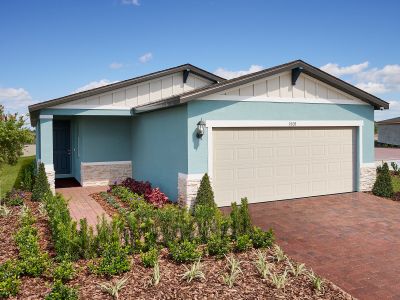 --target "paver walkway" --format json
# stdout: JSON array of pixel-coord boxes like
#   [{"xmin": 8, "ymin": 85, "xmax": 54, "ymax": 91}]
[
  {"xmin": 376, "ymin": 147, "xmax": 400, "ymax": 161},
  {"xmin": 56, "ymin": 186, "xmax": 109, "ymax": 227},
  {"xmin": 227, "ymin": 192, "xmax": 400, "ymax": 300}
]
